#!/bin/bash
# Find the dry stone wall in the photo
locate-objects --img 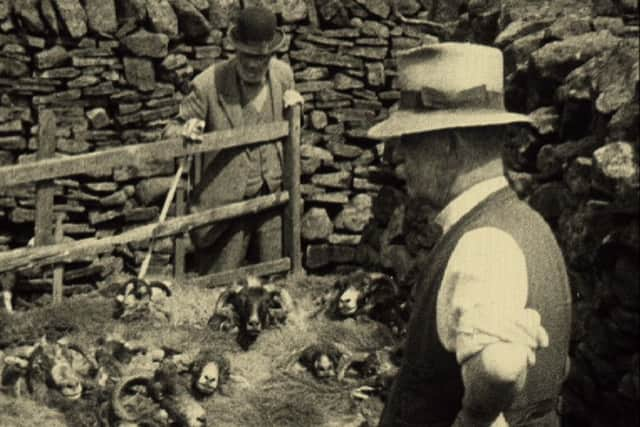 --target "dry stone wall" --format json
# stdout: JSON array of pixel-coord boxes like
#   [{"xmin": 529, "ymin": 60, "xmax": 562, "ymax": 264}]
[
  {"xmin": 1, "ymin": 0, "xmax": 485, "ymax": 289},
  {"xmin": 0, "ymin": 0, "xmax": 638, "ymax": 425}
]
